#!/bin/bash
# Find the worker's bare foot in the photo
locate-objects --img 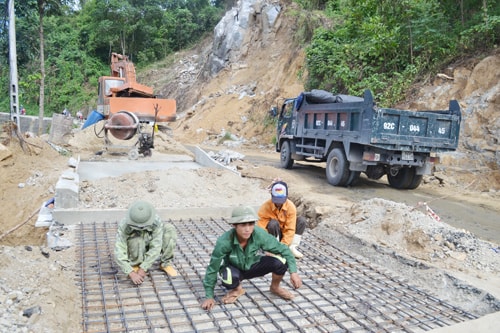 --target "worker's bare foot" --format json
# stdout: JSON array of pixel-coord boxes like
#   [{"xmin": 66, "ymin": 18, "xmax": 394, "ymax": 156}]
[
  {"xmin": 222, "ymin": 288, "xmax": 246, "ymax": 304},
  {"xmin": 270, "ymin": 286, "xmax": 294, "ymax": 300}
]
